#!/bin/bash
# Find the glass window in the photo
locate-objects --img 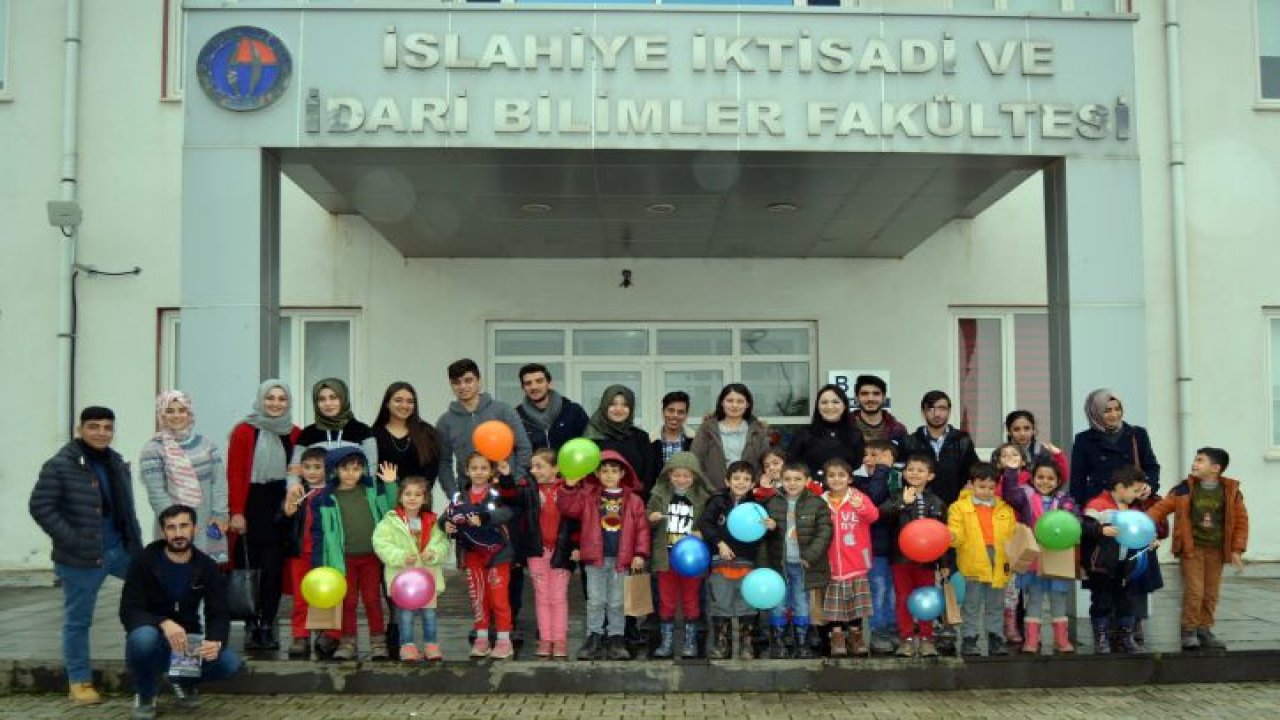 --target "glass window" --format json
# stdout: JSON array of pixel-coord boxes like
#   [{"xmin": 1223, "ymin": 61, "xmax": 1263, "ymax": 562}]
[
  {"xmin": 662, "ymin": 369, "xmax": 725, "ymax": 423},
  {"xmin": 1013, "ymin": 313, "xmax": 1052, "ymax": 444},
  {"xmin": 1073, "ymin": 0, "xmax": 1115, "ymax": 12},
  {"xmin": 580, "ymin": 370, "xmax": 644, "ymax": 422},
  {"xmin": 278, "ymin": 317, "xmax": 293, "ymax": 394},
  {"xmin": 1007, "ymin": 0, "xmax": 1061, "ymax": 10},
  {"xmin": 957, "ymin": 318, "xmax": 1005, "ymax": 448},
  {"xmin": 951, "ymin": 0, "xmax": 997, "ymax": 8},
  {"xmin": 740, "ymin": 328, "xmax": 809, "ymax": 356},
  {"xmin": 1260, "ymin": 0, "xmax": 1280, "ymax": 100},
  {"xmin": 574, "ymin": 329, "xmax": 648, "ymax": 356},
  {"xmin": 955, "ymin": 311, "xmax": 1051, "ymax": 450},
  {"xmin": 0, "ymin": 0, "xmax": 9, "ymax": 94},
  {"xmin": 1271, "ymin": 317, "xmax": 1280, "ymax": 447},
  {"xmin": 742, "ymin": 362, "xmax": 811, "ymax": 418},
  {"xmin": 302, "ymin": 321, "xmax": 352, "ymax": 424},
  {"xmin": 495, "ymin": 329, "xmax": 565, "ymax": 356},
  {"xmin": 657, "ymin": 329, "xmax": 731, "ymax": 356}
]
